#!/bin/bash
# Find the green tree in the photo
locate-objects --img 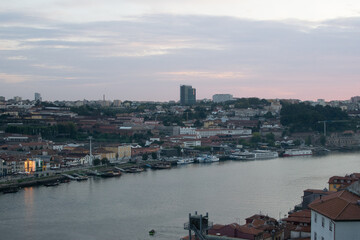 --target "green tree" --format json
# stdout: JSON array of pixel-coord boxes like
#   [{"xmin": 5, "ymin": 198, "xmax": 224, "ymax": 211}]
[
  {"xmin": 263, "ymin": 112, "xmax": 273, "ymax": 119},
  {"xmin": 250, "ymin": 132, "xmax": 261, "ymax": 144},
  {"xmin": 305, "ymin": 135, "xmax": 312, "ymax": 146},
  {"xmin": 93, "ymin": 158, "xmax": 101, "ymax": 166},
  {"xmin": 101, "ymin": 158, "xmax": 110, "ymax": 165},
  {"xmin": 265, "ymin": 133, "xmax": 275, "ymax": 142},
  {"xmin": 151, "ymin": 152, "xmax": 157, "ymax": 159},
  {"xmin": 280, "ymin": 103, "xmax": 349, "ymax": 133},
  {"xmin": 142, "ymin": 153, "xmax": 149, "ymax": 160},
  {"xmin": 320, "ymin": 135, "xmax": 326, "ymax": 146}
]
